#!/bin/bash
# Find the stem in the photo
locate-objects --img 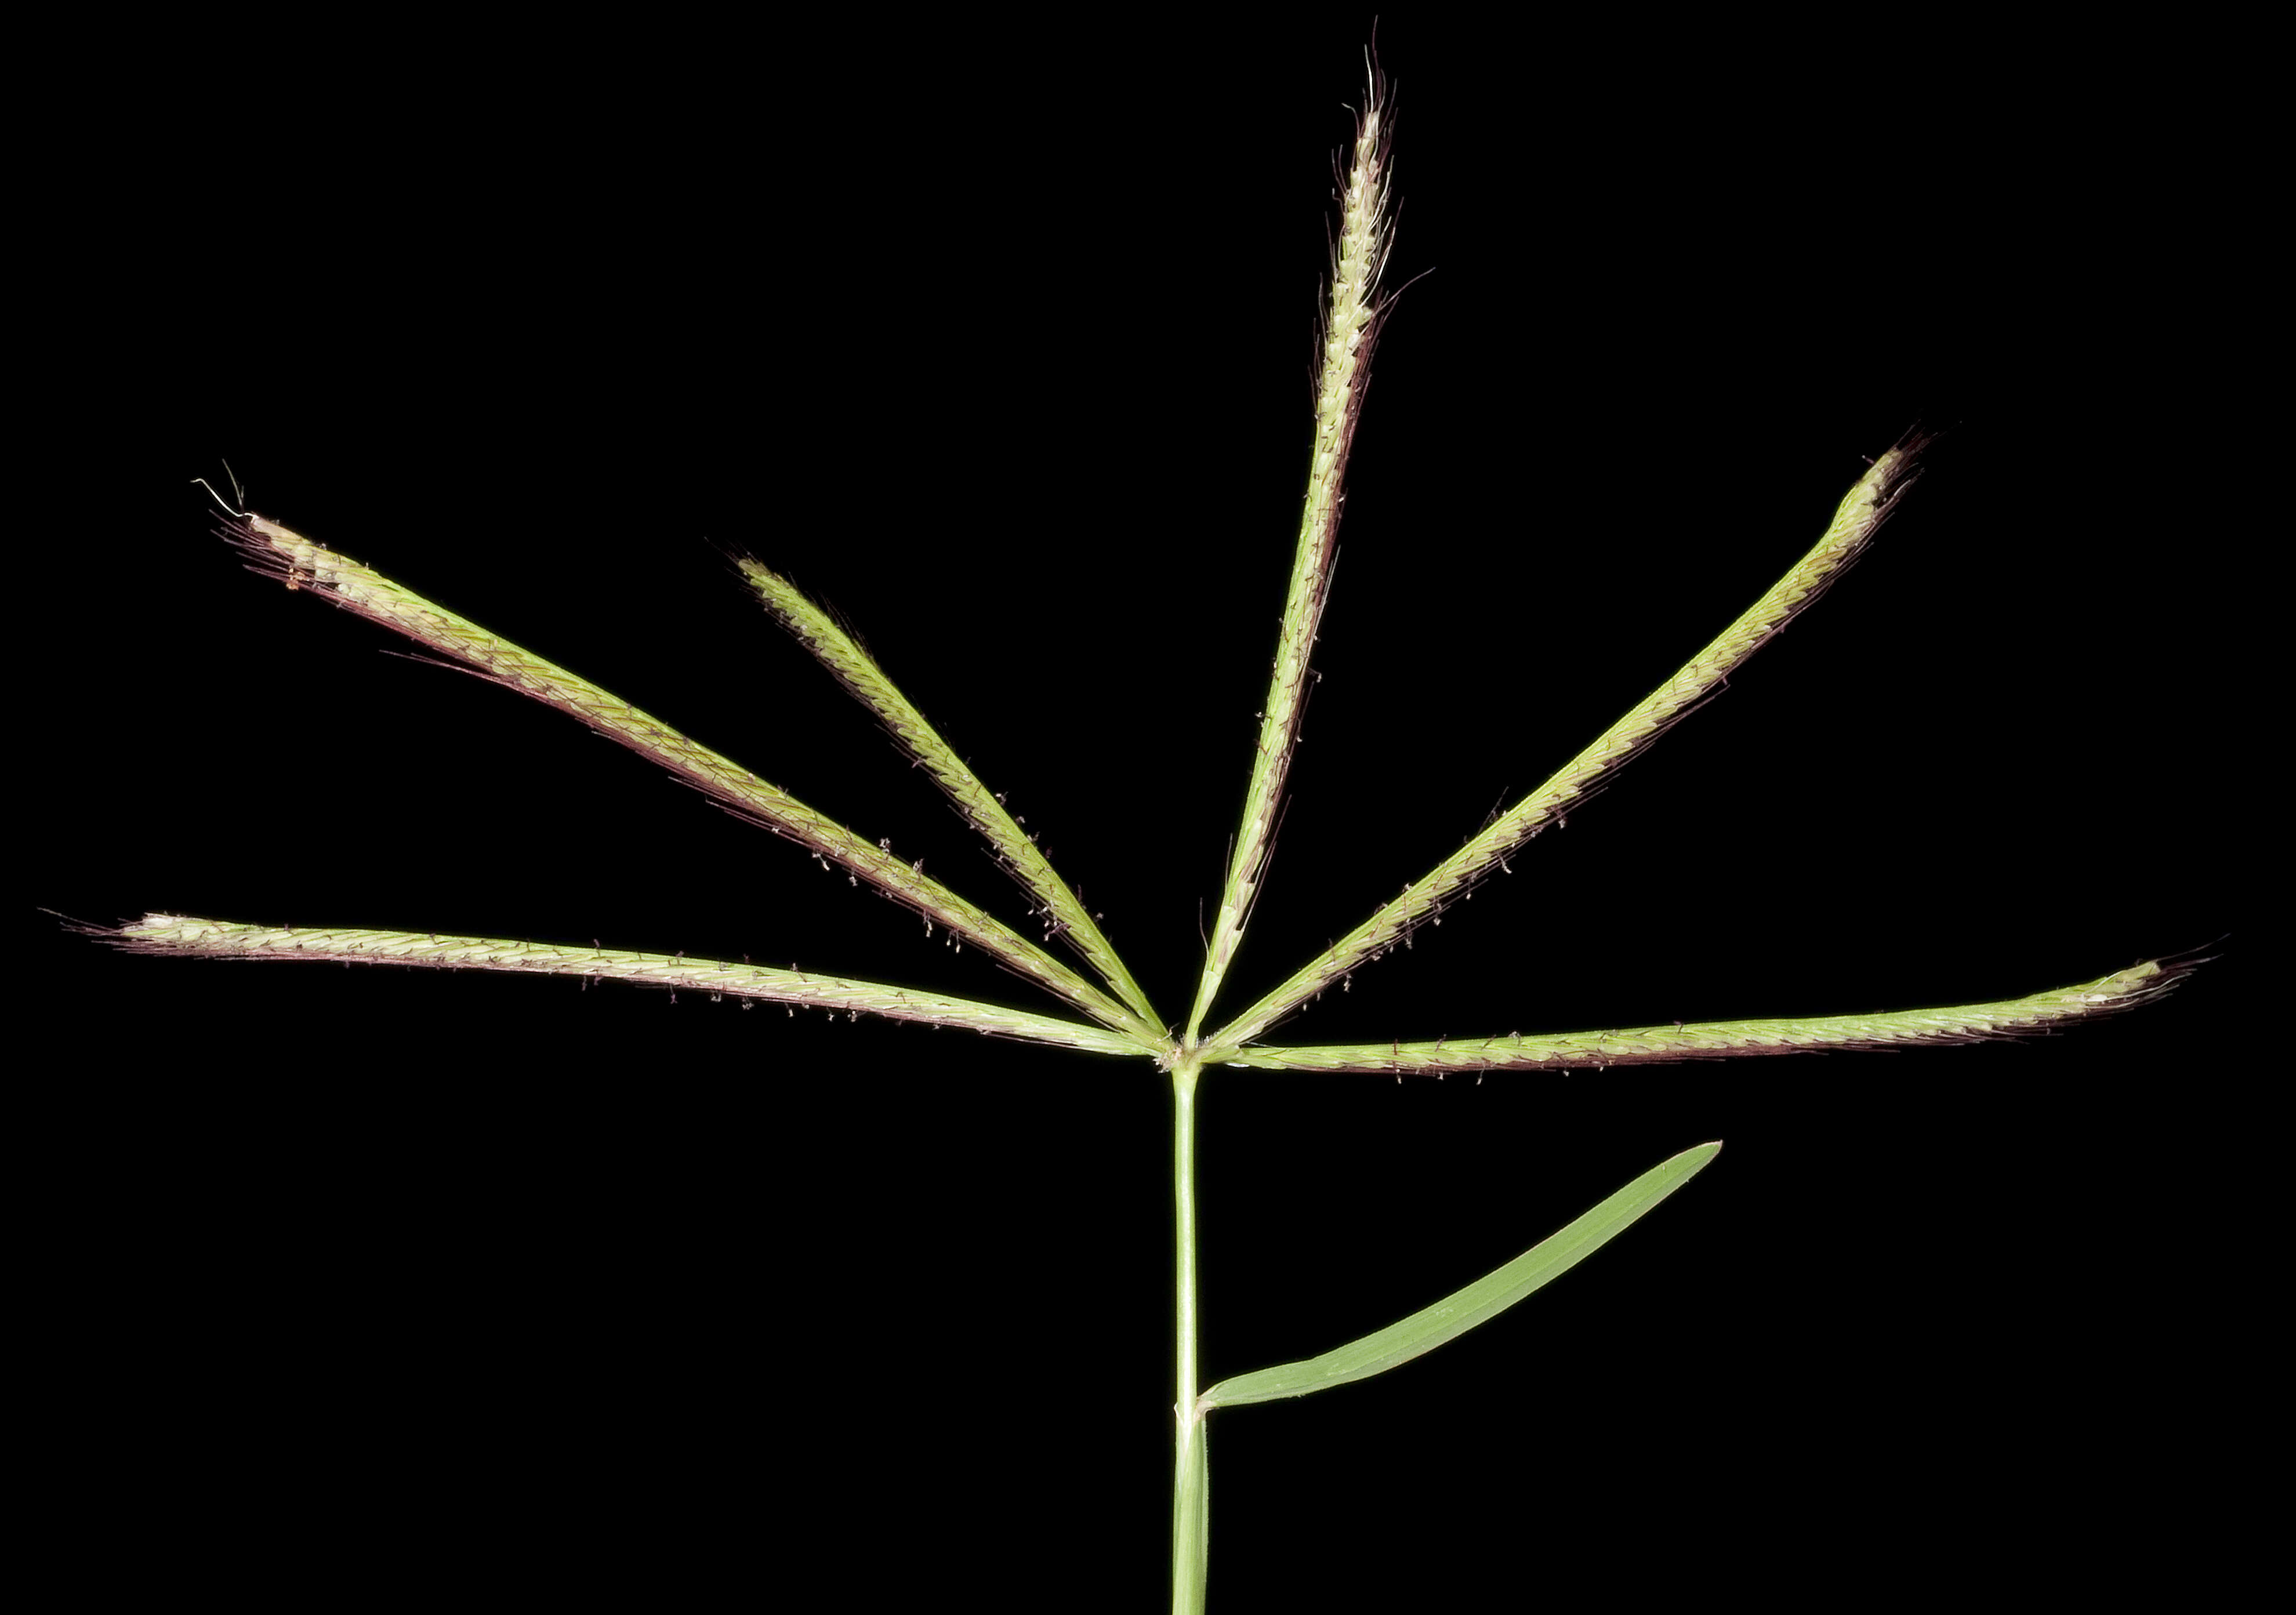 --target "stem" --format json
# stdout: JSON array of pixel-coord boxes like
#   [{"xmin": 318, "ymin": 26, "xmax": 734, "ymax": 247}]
[{"xmin": 1171, "ymin": 1056, "xmax": 1208, "ymax": 1613}]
